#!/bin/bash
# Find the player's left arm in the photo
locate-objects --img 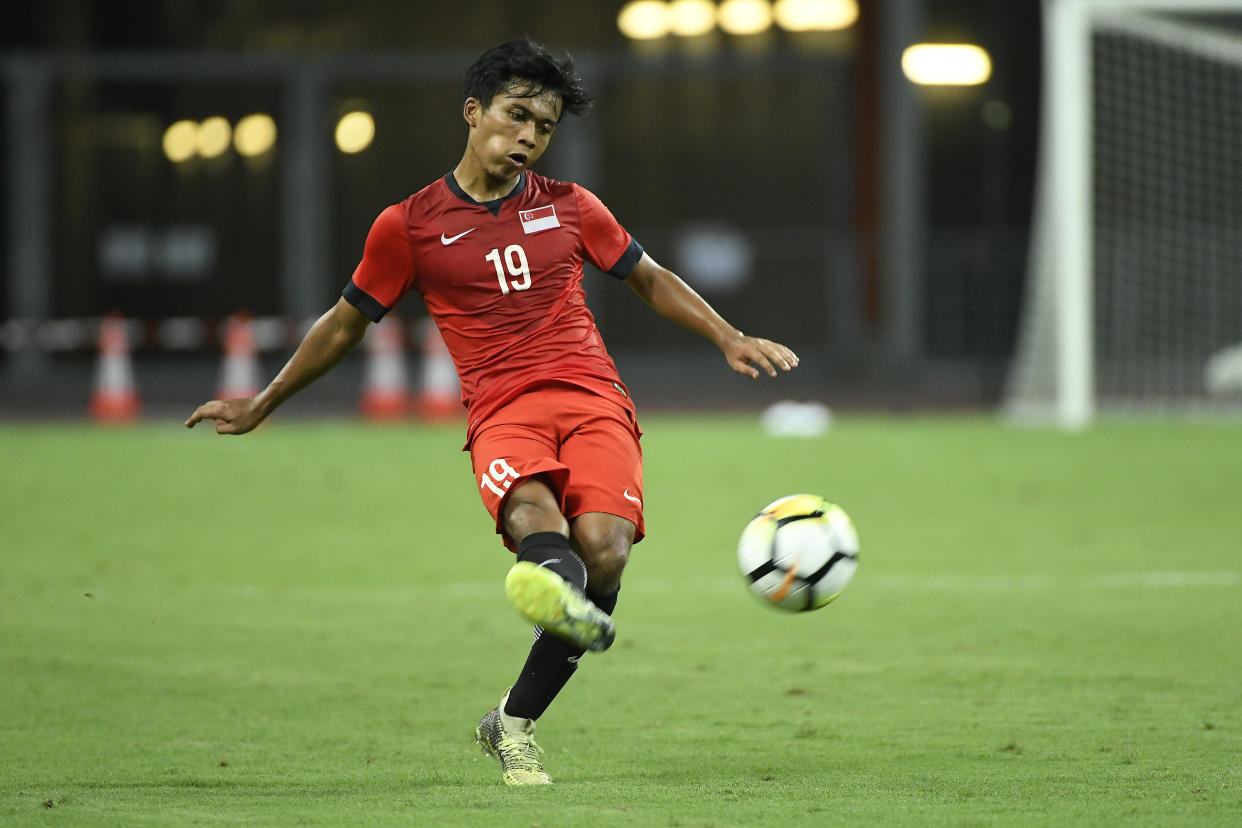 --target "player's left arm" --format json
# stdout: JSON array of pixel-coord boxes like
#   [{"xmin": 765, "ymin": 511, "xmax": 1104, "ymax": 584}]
[{"xmin": 624, "ymin": 253, "xmax": 799, "ymax": 379}]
